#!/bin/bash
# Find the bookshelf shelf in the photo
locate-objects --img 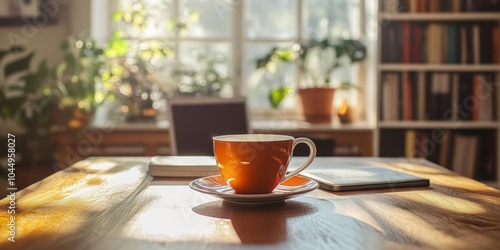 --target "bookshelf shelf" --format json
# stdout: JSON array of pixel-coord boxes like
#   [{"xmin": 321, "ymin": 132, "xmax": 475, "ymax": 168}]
[
  {"xmin": 379, "ymin": 121, "xmax": 499, "ymax": 129},
  {"xmin": 379, "ymin": 13, "xmax": 500, "ymax": 21},
  {"xmin": 378, "ymin": 64, "xmax": 500, "ymax": 72},
  {"xmin": 377, "ymin": 0, "xmax": 500, "ymax": 188}
]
